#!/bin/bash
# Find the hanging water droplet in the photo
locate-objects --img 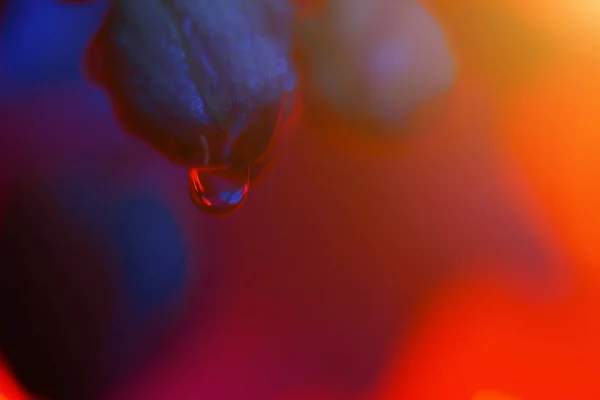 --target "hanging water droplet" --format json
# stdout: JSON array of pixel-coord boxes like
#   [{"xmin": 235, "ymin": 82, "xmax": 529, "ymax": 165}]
[
  {"xmin": 189, "ymin": 164, "xmax": 250, "ymax": 215},
  {"xmin": 187, "ymin": 88, "xmax": 300, "ymax": 215}
]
